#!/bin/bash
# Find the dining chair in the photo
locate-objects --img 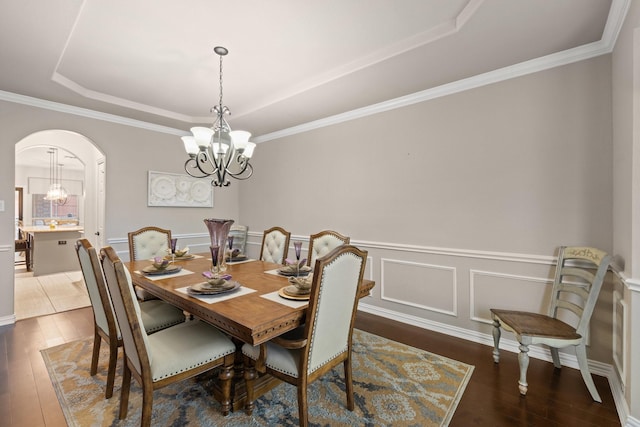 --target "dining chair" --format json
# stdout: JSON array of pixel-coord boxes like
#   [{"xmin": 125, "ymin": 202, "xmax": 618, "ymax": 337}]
[
  {"xmin": 259, "ymin": 226, "xmax": 291, "ymax": 264},
  {"xmin": 128, "ymin": 226, "xmax": 172, "ymax": 300},
  {"xmin": 229, "ymin": 224, "xmax": 249, "ymax": 253},
  {"xmin": 491, "ymin": 246, "xmax": 612, "ymax": 402},
  {"xmin": 242, "ymin": 244, "xmax": 368, "ymax": 427},
  {"xmin": 306, "ymin": 230, "xmax": 350, "ymax": 267},
  {"xmin": 100, "ymin": 246, "xmax": 236, "ymax": 426},
  {"xmin": 128, "ymin": 226, "xmax": 172, "ymax": 261},
  {"xmin": 74, "ymin": 239, "xmax": 186, "ymax": 399}
]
